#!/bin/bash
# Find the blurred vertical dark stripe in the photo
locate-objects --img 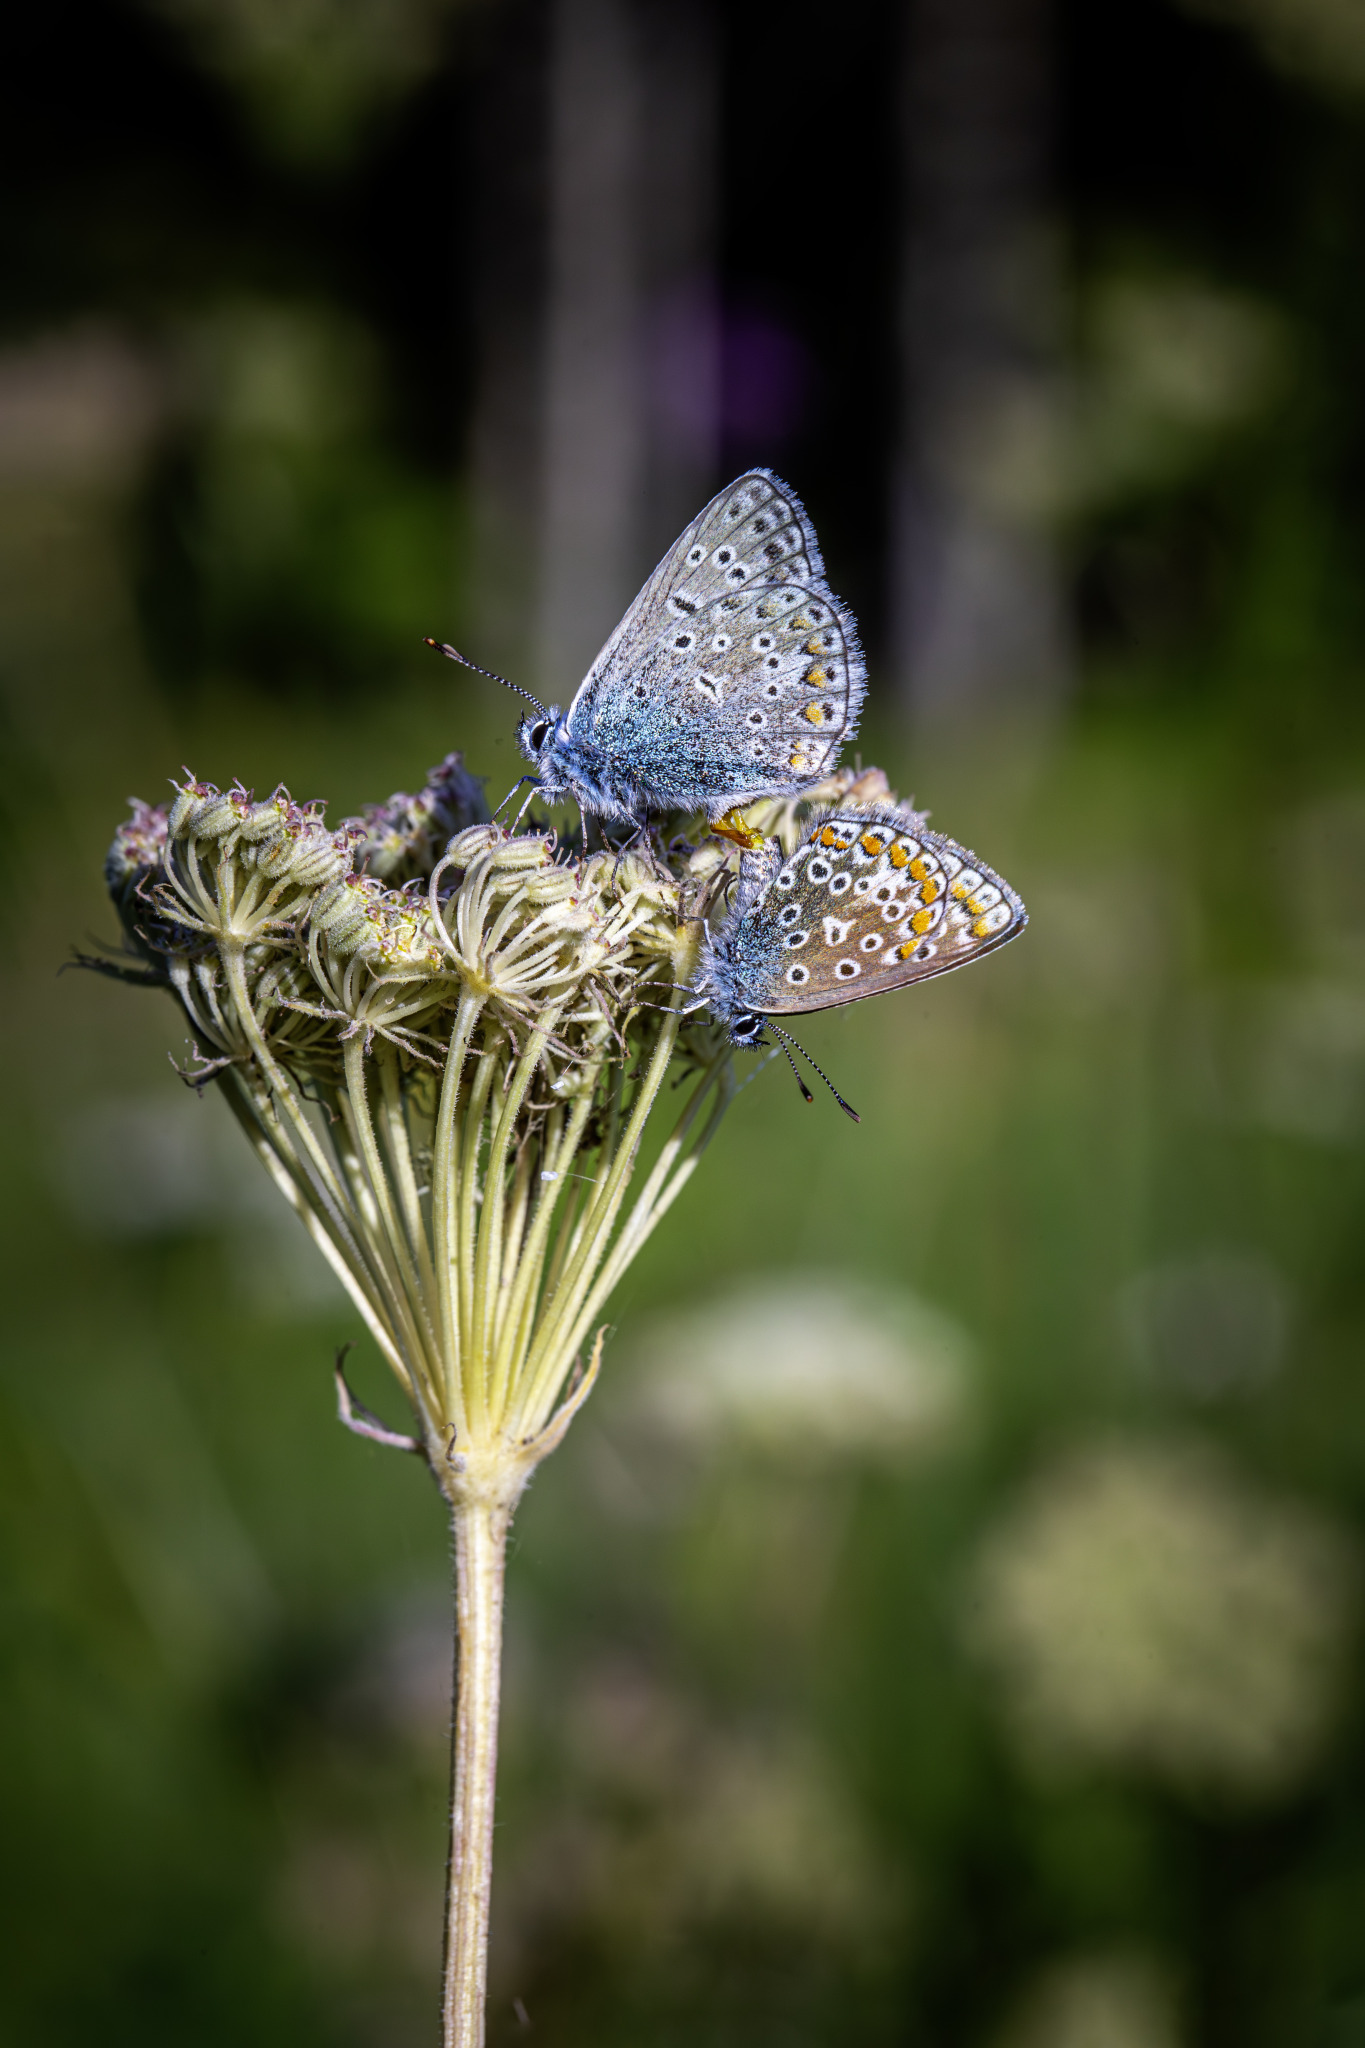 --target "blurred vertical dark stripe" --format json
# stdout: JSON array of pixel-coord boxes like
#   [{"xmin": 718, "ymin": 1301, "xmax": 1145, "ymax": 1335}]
[
  {"xmin": 537, "ymin": 0, "xmax": 718, "ymax": 698},
  {"xmin": 895, "ymin": 0, "xmax": 1071, "ymax": 722},
  {"xmin": 538, "ymin": 0, "xmax": 648, "ymax": 695}
]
